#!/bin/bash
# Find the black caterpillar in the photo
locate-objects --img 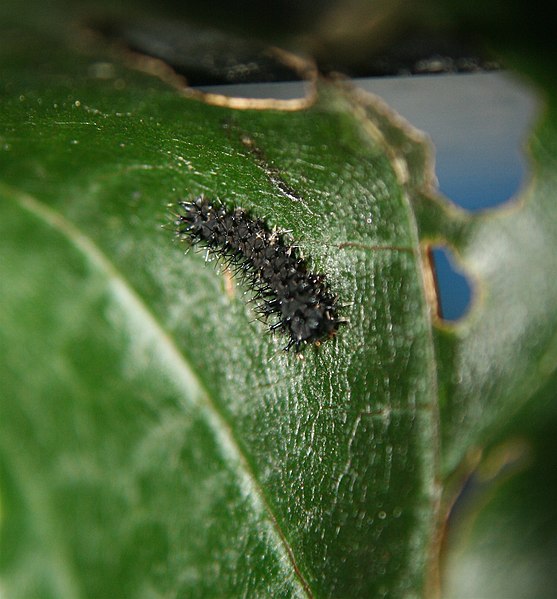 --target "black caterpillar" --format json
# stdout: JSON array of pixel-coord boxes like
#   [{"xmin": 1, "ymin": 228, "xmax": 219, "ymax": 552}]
[{"xmin": 175, "ymin": 196, "xmax": 343, "ymax": 351}]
